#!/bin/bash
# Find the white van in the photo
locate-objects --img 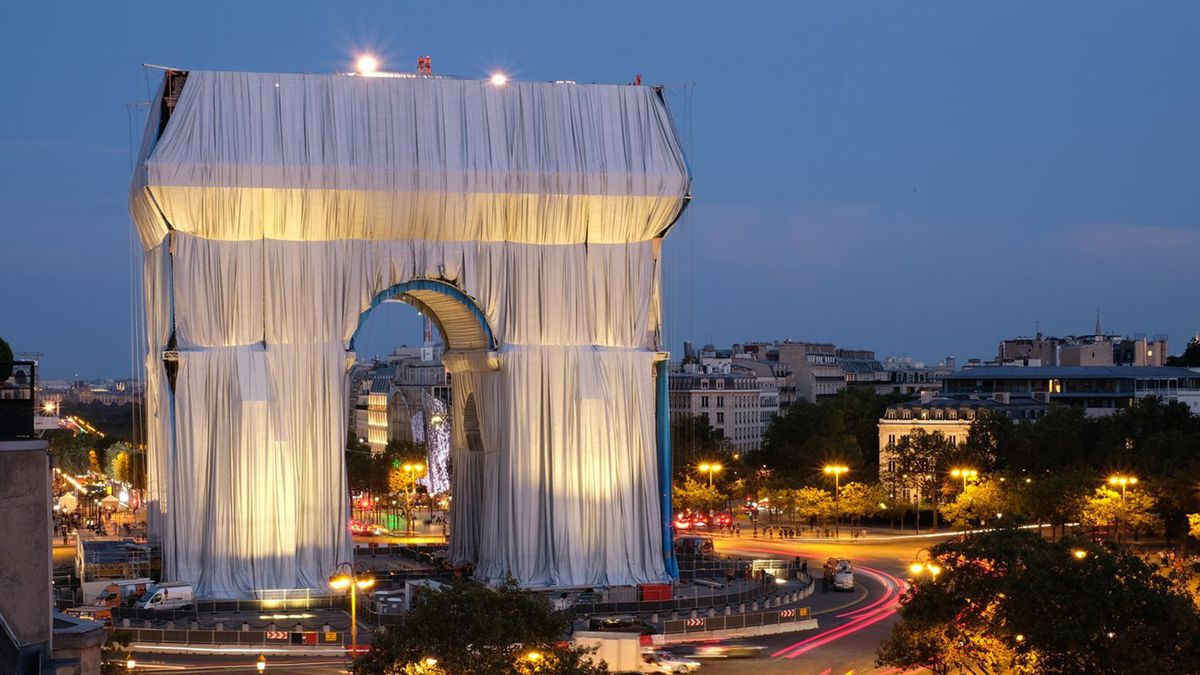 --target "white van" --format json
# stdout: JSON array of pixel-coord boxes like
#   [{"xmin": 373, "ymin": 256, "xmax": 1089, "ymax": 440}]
[
  {"xmin": 138, "ymin": 582, "xmax": 195, "ymax": 610},
  {"xmin": 828, "ymin": 558, "xmax": 854, "ymax": 591}
]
